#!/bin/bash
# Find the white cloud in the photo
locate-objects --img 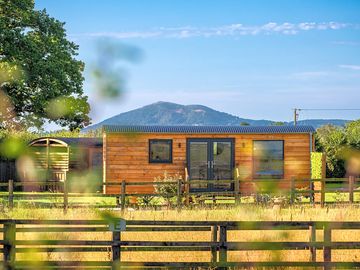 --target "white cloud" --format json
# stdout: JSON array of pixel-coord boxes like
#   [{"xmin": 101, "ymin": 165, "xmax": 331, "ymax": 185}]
[
  {"xmin": 339, "ymin": 65, "xmax": 360, "ymax": 71},
  {"xmin": 73, "ymin": 22, "xmax": 353, "ymax": 40},
  {"xmin": 84, "ymin": 31, "xmax": 163, "ymax": 39},
  {"xmin": 333, "ymin": 41, "xmax": 360, "ymax": 46},
  {"xmin": 291, "ymin": 71, "xmax": 330, "ymax": 80}
]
